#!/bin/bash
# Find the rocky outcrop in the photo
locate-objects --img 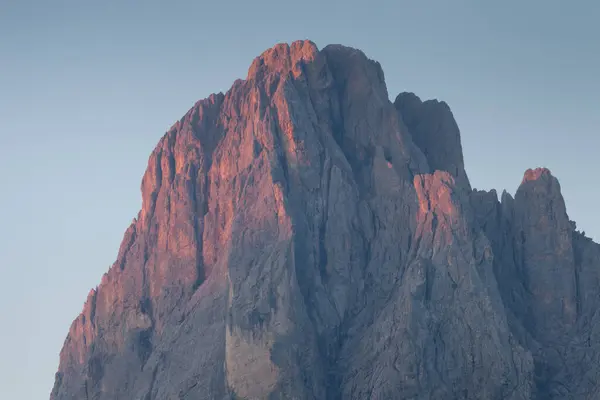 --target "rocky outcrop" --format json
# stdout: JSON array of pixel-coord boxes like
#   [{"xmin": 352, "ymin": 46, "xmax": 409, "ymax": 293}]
[
  {"xmin": 512, "ymin": 168, "xmax": 578, "ymax": 342},
  {"xmin": 51, "ymin": 41, "xmax": 600, "ymax": 400},
  {"xmin": 394, "ymin": 92, "xmax": 470, "ymax": 191}
]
